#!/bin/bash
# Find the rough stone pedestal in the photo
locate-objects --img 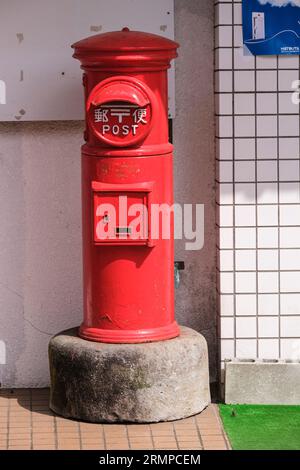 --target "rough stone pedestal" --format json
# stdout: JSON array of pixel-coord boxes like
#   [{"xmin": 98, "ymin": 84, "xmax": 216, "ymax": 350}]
[{"xmin": 49, "ymin": 326, "xmax": 211, "ymax": 423}]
